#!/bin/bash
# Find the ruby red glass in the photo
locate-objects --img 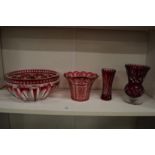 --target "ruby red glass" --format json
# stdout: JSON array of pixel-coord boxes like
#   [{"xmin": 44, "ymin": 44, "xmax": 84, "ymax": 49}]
[
  {"xmin": 5, "ymin": 69, "xmax": 60, "ymax": 101},
  {"xmin": 101, "ymin": 68, "xmax": 116, "ymax": 101},
  {"xmin": 124, "ymin": 64, "xmax": 150, "ymax": 104},
  {"xmin": 64, "ymin": 71, "xmax": 98, "ymax": 101}
]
